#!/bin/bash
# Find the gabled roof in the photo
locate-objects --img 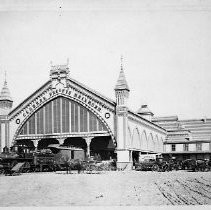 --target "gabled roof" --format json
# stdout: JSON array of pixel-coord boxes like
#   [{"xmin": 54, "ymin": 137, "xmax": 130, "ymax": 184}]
[
  {"xmin": 68, "ymin": 76, "xmax": 115, "ymax": 105},
  {"xmin": 9, "ymin": 80, "xmax": 51, "ymax": 117},
  {"xmin": 9, "ymin": 75, "xmax": 116, "ymax": 118}
]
